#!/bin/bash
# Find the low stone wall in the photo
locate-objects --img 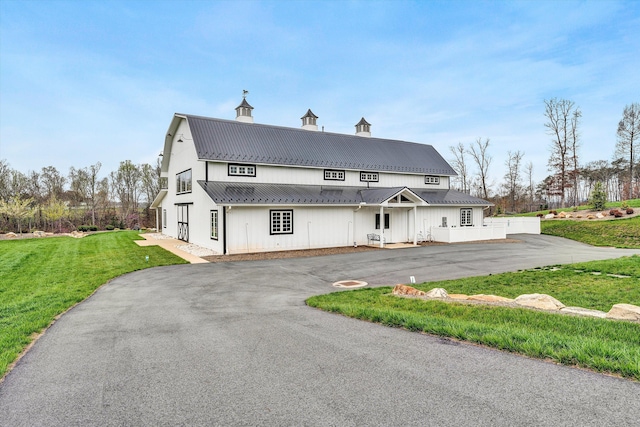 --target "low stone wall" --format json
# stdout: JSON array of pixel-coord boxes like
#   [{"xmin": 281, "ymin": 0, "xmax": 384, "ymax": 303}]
[{"xmin": 392, "ymin": 284, "xmax": 640, "ymax": 322}]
